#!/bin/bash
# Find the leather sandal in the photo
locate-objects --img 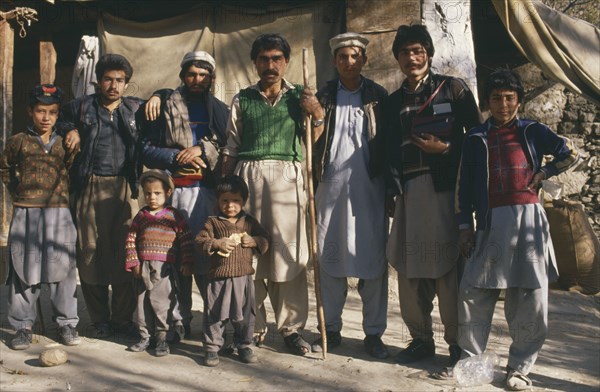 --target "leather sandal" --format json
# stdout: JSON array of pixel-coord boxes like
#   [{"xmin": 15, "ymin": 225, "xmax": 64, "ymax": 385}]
[
  {"xmin": 283, "ymin": 332, "xmax": 311, "ymax": 356},
  {"xmin": 506, "ymin": 367, "xmax": 533, "ymax": 391}
]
